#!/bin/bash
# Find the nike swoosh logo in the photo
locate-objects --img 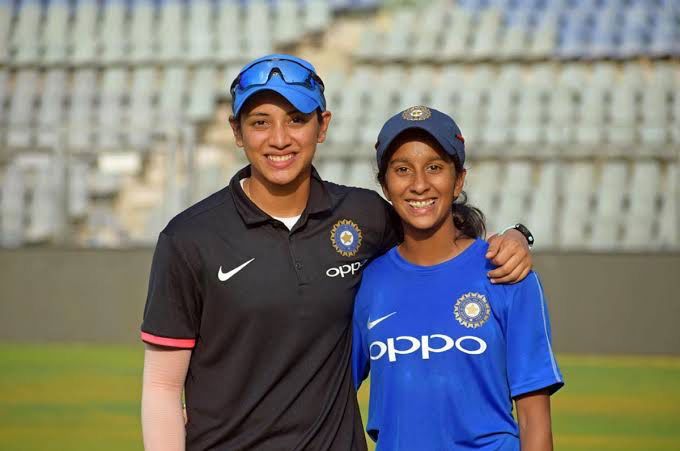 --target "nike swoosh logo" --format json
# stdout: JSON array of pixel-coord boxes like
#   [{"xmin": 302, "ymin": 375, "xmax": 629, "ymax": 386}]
[
  {"xmin": 367, "ymin": 312, "xmax": 397, "ymax": 330},
  {"xmin": 218, "ymin": 258, "xmax": 255, "ymax": 282}
]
